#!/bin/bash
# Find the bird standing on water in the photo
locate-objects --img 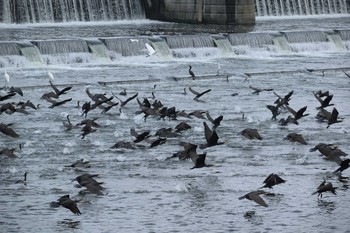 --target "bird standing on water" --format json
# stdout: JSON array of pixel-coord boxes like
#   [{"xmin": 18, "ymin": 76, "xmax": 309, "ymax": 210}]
[{"xmin": 189, "ymin": 66, "xmax": 196, "ymax": 80}]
